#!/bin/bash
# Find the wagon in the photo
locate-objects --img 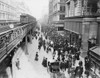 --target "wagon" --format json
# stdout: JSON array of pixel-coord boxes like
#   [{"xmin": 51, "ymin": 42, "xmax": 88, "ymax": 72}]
[{"xmin": 50, "ymin": 61, "xmax": 60, "ymax": 73}]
